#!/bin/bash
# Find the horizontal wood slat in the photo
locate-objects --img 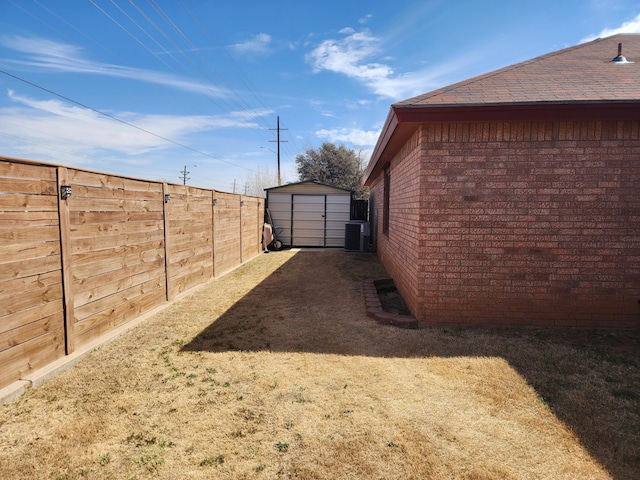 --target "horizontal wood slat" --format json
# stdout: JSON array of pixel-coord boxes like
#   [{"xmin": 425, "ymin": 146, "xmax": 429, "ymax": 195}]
[
  {"xmin": 0, "ymin": 210, "xmax": 59, "ymax": 227},
  {"xmin": 0, "ymin": 177, "xmax": 57, "ymax": 195},
  {"xmin": 0, "ymin": 313, "xmax": 62, "ymax": 353},
  {"xmin": 0, "ymin": 327, "xmax": 65, "ymax": 388},
  {"xmin": 0, "ymin": 300, "xmax": 63, "ymax": 336},
  {"xmin": 0, "ymin": 242, "xmax": 60, "ymax": 265},
  {"xmin": 0, "ymin": 194, "xmax": 58, "ymax": 211},
  {"xmin": 0, "ymin": 160, "xmax": 57, "ymax": 180}
]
